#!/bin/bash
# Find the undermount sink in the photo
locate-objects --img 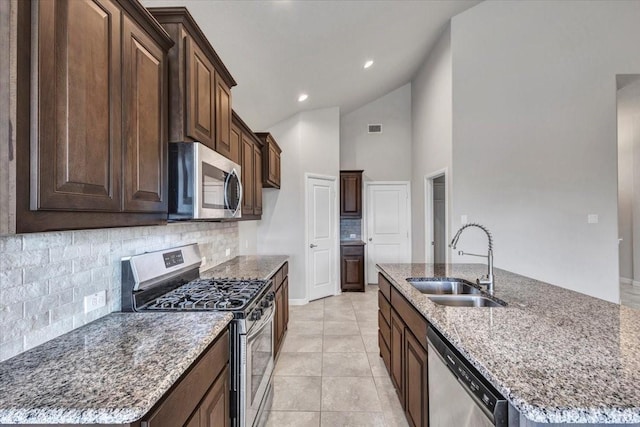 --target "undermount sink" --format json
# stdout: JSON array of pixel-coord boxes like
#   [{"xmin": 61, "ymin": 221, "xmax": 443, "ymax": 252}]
[
  {"xmin": 406, "ymin": 278, "xmax": 481, "ymax": 295},
  {"xmin": 428, "ymin": 294, "xmax": 506, "ymax": 308}
]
